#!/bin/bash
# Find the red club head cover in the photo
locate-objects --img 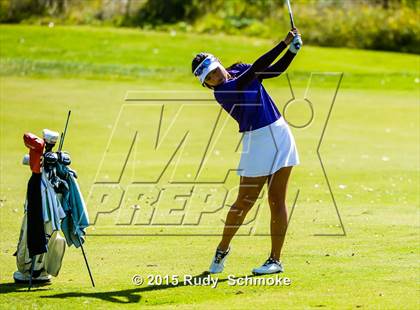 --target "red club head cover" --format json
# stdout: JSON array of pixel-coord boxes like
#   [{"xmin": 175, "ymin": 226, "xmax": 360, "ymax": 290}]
[{"xmin": 23, "ymin": 133, "xmax": 45, "ymax": 173}]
